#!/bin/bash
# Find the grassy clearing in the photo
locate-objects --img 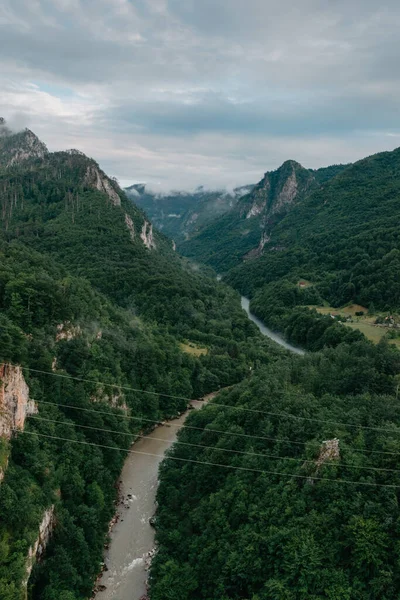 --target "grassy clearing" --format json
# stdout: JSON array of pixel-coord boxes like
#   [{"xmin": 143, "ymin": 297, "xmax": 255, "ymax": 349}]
[
  {"xmin": 344, "ymin": 322, "xmax": 387, "ymax": 343},
  {"xmin": 309, "ymin": 304, "xmax": 369, "ymax": 317},
  {"xmin": 305, "ymin": 304, "xmax": 400, "ymax": 346},
  {"xmin": 180, "ymin": 342, "xmax": 208, "ymax": 356}
]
